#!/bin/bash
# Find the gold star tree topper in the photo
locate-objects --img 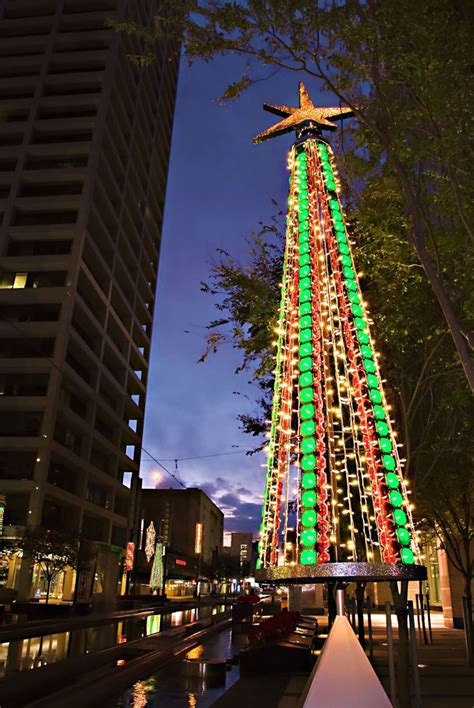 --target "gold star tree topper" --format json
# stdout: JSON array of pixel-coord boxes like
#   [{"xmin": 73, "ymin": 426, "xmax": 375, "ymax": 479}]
[{"xmin": 253, "ymin": 82, "xmax": 353, "ymax": 144}]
